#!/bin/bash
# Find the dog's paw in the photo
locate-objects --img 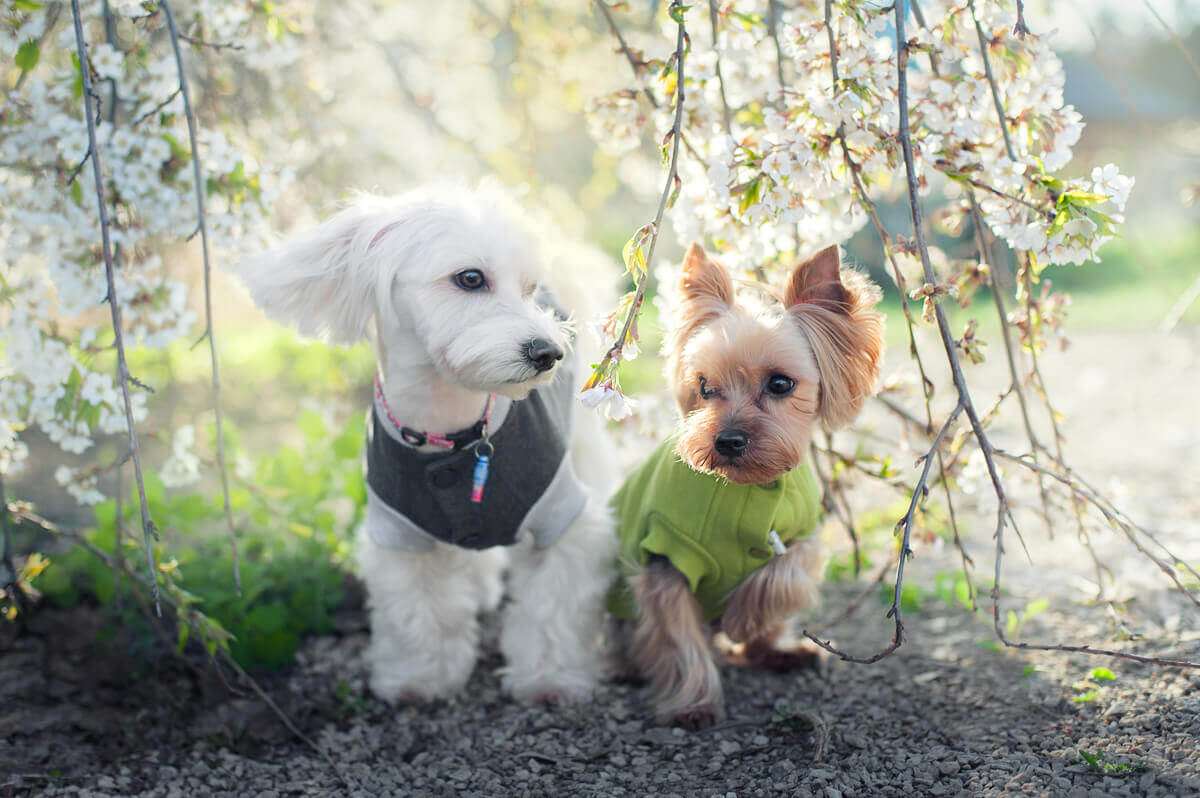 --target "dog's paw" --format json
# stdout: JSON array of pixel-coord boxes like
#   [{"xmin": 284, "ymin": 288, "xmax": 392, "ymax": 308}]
[
  {"xmin": 369, "ymin": 672, "xmax": 467, "ymax": 704},
  {"xmin": 742, "ymin": 638, "xmax": 828, "ymax": 674},
  {"xmin": 503, "ymin": 669, "xmax": 597, "ymax": 706},
  {"xmin": 660, "ymin": 699, "xmax": 726, "ymax": 730}
]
